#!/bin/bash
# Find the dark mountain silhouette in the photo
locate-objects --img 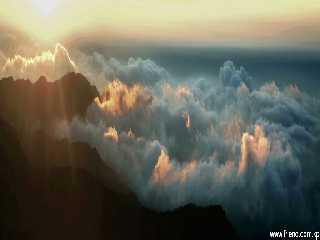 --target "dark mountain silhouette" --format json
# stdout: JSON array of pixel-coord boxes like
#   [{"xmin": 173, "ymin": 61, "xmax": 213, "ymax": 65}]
[
  {"xmin": 0, "ymin": 73, "xmax": 239, "ymax": 240},
  {"xmin": 0, "ymin": 72, "xmax": 99, "ymax": 137},
  {"xmin": 0, "ymin": 118, "xmax": 29, "ymax": 239}
]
